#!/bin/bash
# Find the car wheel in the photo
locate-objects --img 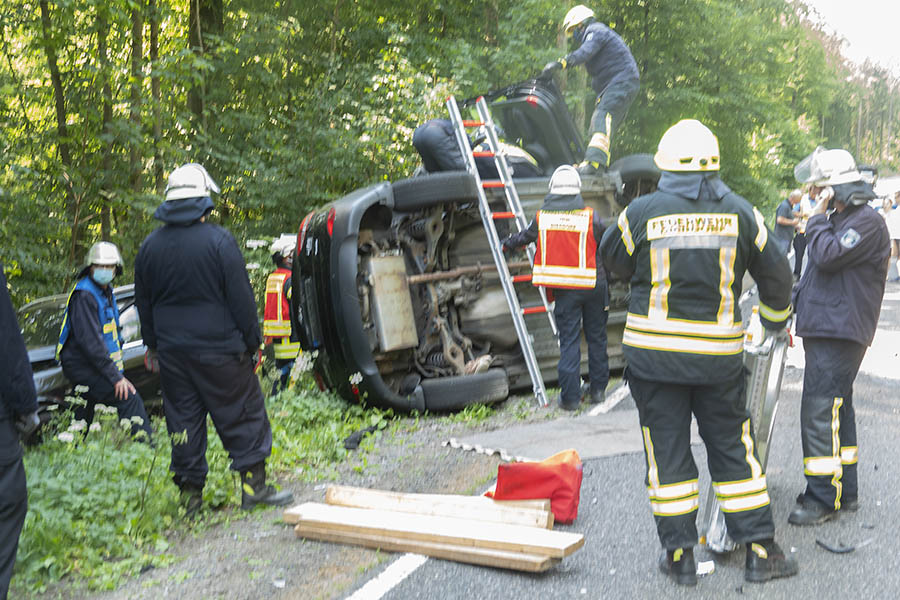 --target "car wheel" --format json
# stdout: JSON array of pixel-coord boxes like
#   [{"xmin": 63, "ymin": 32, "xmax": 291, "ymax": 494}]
[
  {"xmin": 391, "ymin": 172, "xmax": 478, "ymax": 211},
  {"xmin": 419, "ymin": 368, "xmax": 509, "ymax": 411},
  {"xmin": 611, "ymin": 153, "xmax": 661, "ymax": 206}
]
